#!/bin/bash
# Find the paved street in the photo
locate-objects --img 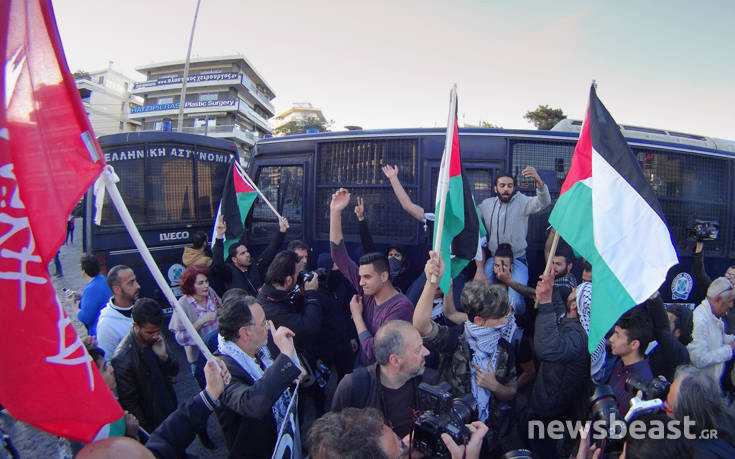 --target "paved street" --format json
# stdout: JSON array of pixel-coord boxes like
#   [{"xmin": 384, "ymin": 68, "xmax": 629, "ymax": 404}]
[{"xmin": 0, "ymin": 218, "xmax": 228, "ymax": 458}]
